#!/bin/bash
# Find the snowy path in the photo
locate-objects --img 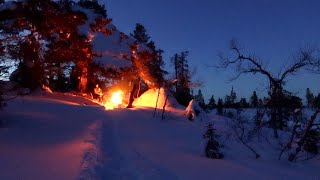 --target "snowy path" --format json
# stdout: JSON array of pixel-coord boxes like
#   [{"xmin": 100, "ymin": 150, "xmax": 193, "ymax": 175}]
[{"xmin": 100, "ymin": 108, "xmax": 179, "ymax": 180}]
